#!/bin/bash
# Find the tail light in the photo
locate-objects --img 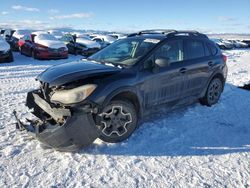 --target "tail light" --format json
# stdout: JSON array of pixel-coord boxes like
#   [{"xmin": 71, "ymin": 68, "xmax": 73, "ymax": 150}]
[{"xmin": 222, "ymin": 54, "xmax": 227, "ymax": 63}]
